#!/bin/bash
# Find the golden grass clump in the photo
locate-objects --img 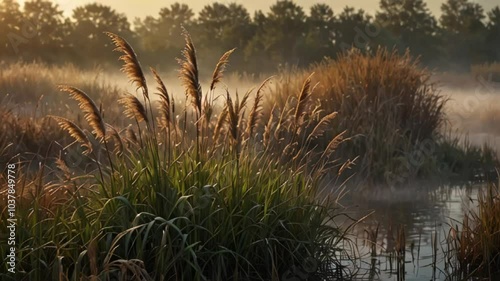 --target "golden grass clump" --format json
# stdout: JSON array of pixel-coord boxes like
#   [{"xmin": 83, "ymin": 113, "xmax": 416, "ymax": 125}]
[
  {"xmin": 266, "ymin": 48, "xmax": 446, "ymax": 183},
  {"xmin": 1, "ymin": 29, "xmax": 352, "ymax": 281}
]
